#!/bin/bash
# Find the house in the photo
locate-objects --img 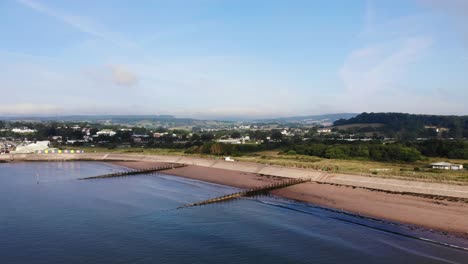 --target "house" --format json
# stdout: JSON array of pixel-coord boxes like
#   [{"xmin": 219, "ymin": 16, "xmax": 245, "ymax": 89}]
[
  {"xmin": 430, "ymin": 162, "xmax": 463, "ymax": 170},
  {"xmin": 1, "ymin": 143, "xmax": 9, "ymax": 154}
]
